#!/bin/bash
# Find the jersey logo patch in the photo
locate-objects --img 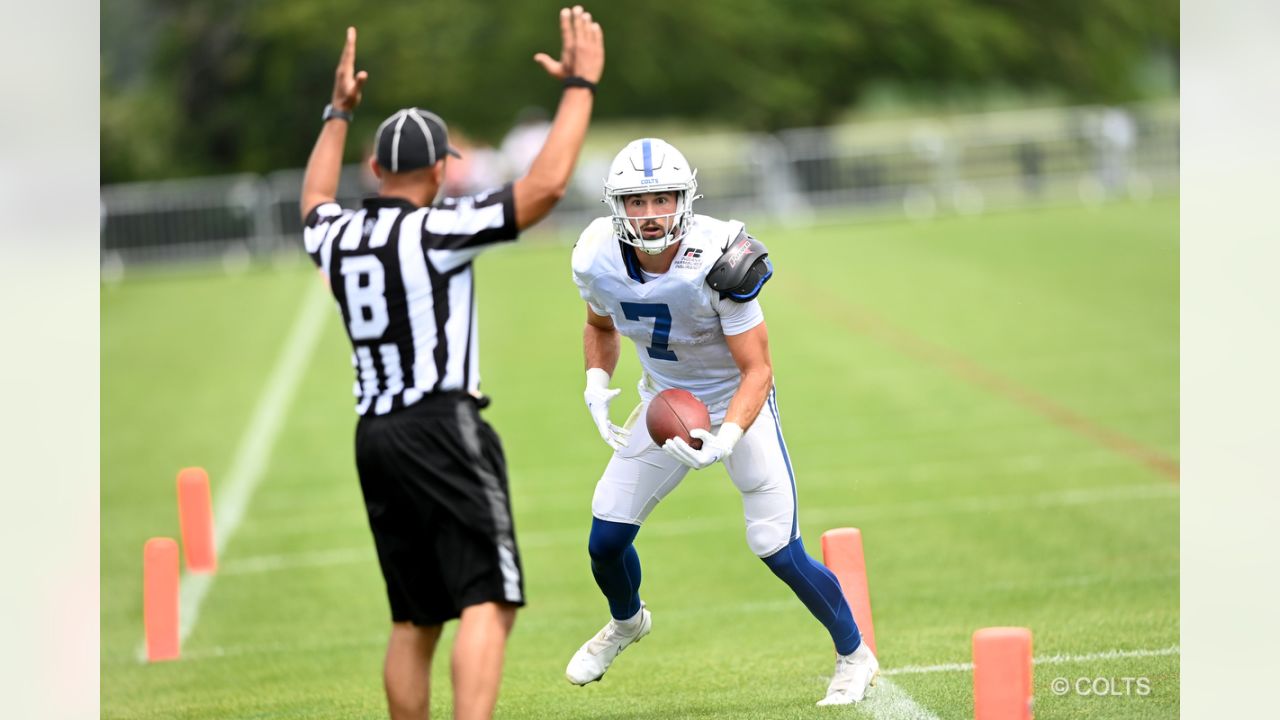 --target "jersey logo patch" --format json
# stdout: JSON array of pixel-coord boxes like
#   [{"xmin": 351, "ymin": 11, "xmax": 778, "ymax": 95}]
[{"xmin": 673, "ymin": 246, "xmax": 704, "ymax": 270}]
